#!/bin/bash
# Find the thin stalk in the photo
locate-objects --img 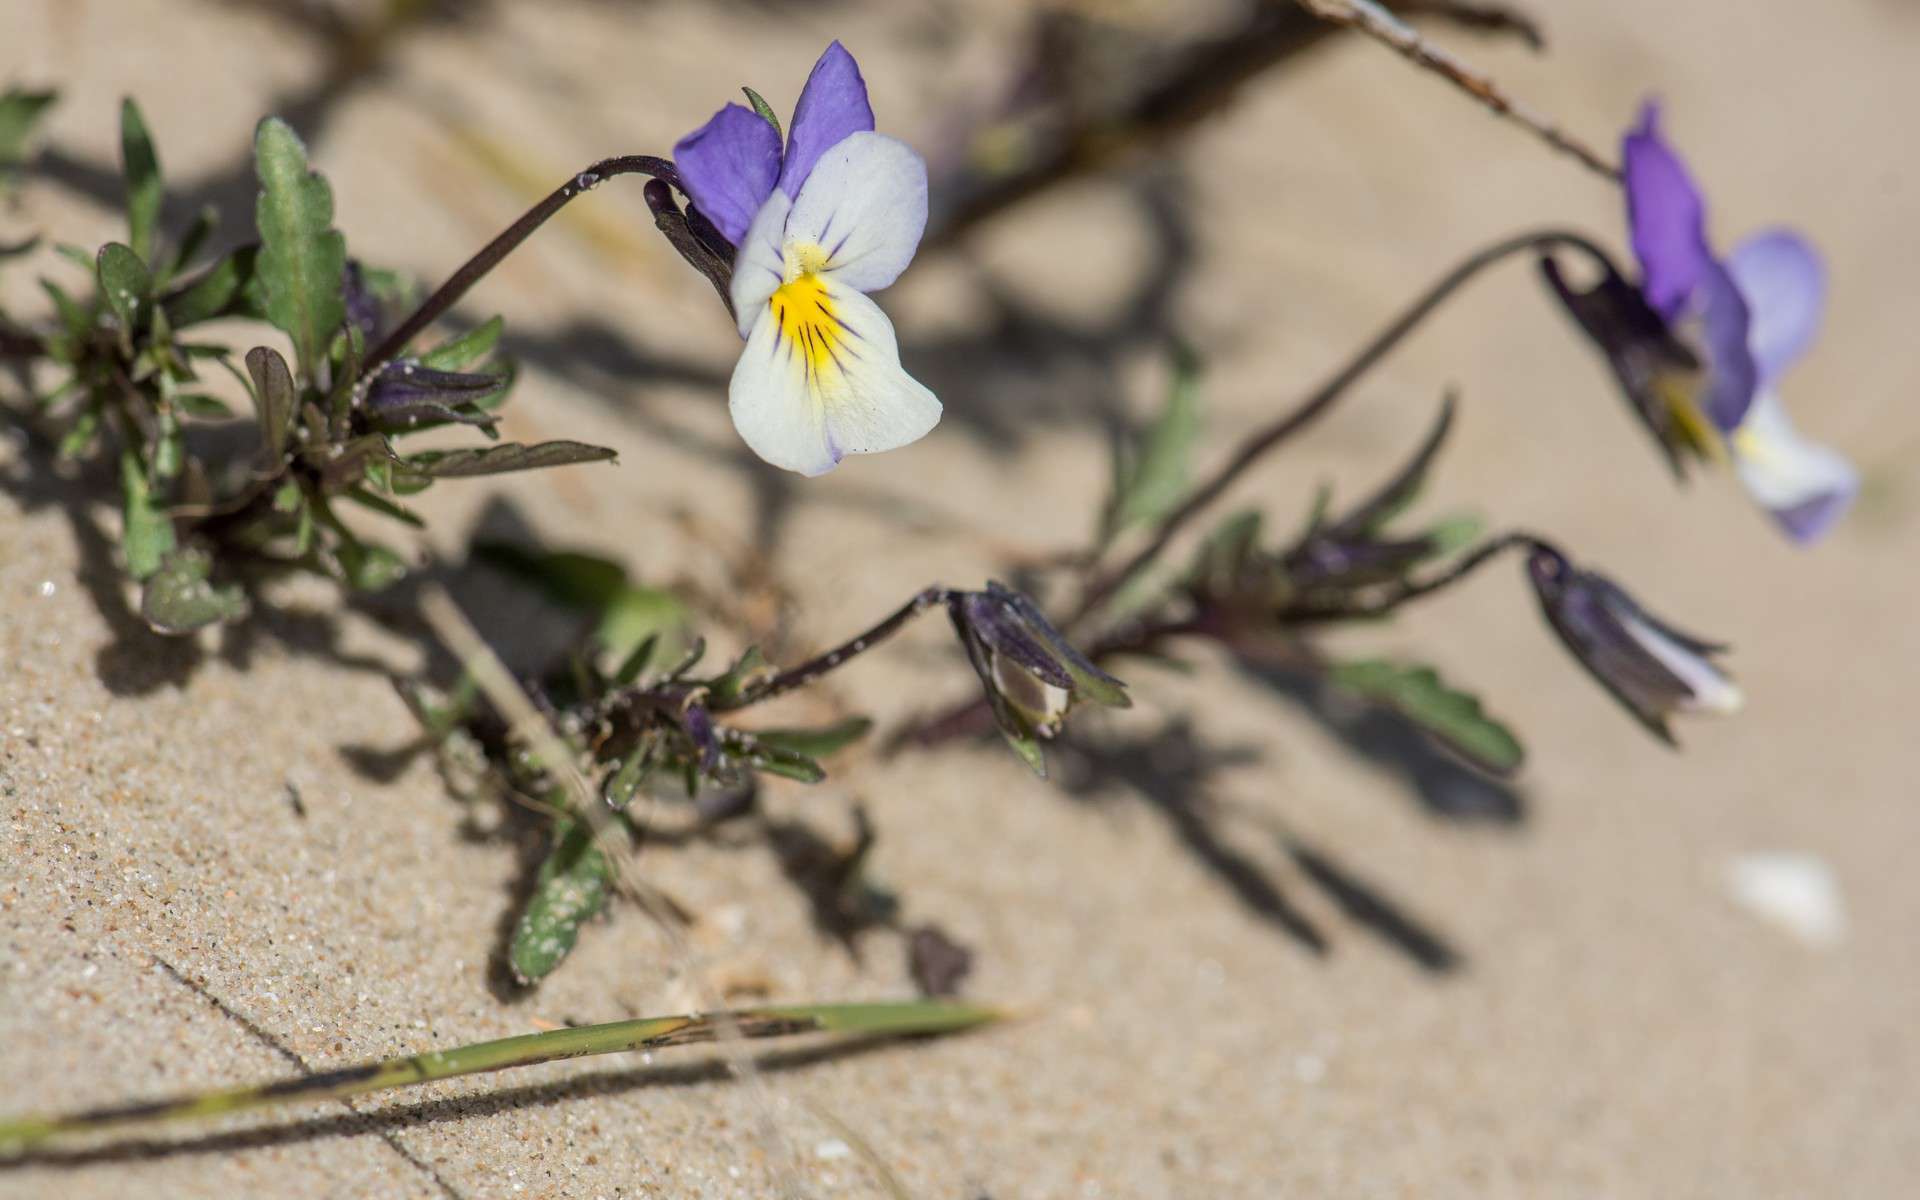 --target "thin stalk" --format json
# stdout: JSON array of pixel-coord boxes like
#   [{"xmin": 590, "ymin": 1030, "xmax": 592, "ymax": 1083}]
[
  {"xmin": 0, "ymin": 1001, "xmax": 1000, "ymax": 1153},
  {"xmin": 1068, "ymin": 227, "xmax": 1611, "ymax": 626},
  {"xmin": 1283, "ymin": 531, "xmax": 1543, "ymax": 623},
  {"xmin": 717, "ymin": 586, "xmax": 955, "ymax": 712},
  {"xmin": 361, "ymin": 155, "xmax": 679, "ymax": 376}
]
